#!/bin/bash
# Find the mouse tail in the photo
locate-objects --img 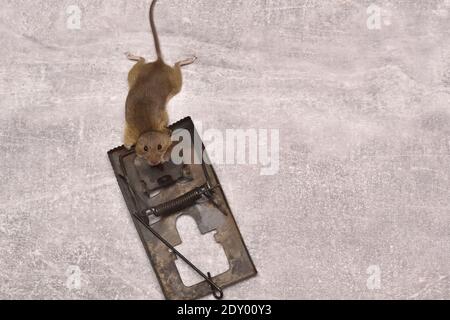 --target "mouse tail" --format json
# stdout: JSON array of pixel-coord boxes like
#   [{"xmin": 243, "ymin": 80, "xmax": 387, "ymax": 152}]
[{"xmin": 150, "ymin": 0, "xmax": 163, "ymax": 61}]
